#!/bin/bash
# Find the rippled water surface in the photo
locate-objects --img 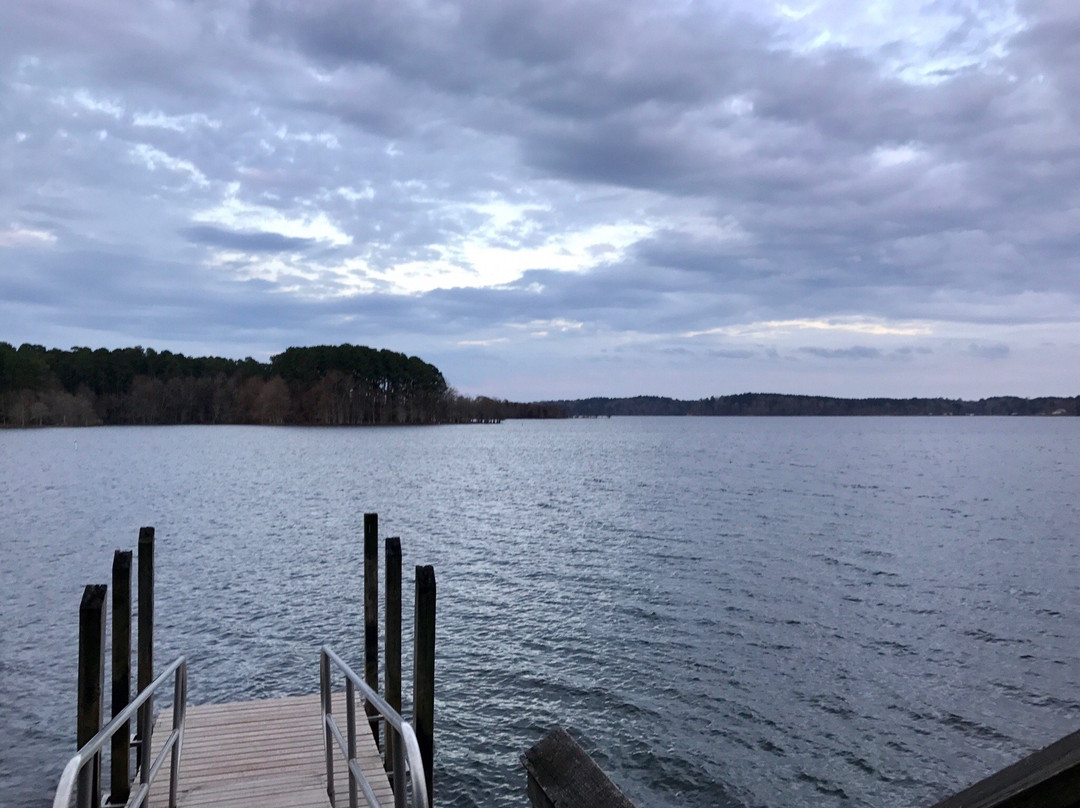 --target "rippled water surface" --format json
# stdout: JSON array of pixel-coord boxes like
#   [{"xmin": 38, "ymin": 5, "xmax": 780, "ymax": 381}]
[{"xmin": 2, "ymin": 418, "xmax": 1079, "ymax": 808}]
